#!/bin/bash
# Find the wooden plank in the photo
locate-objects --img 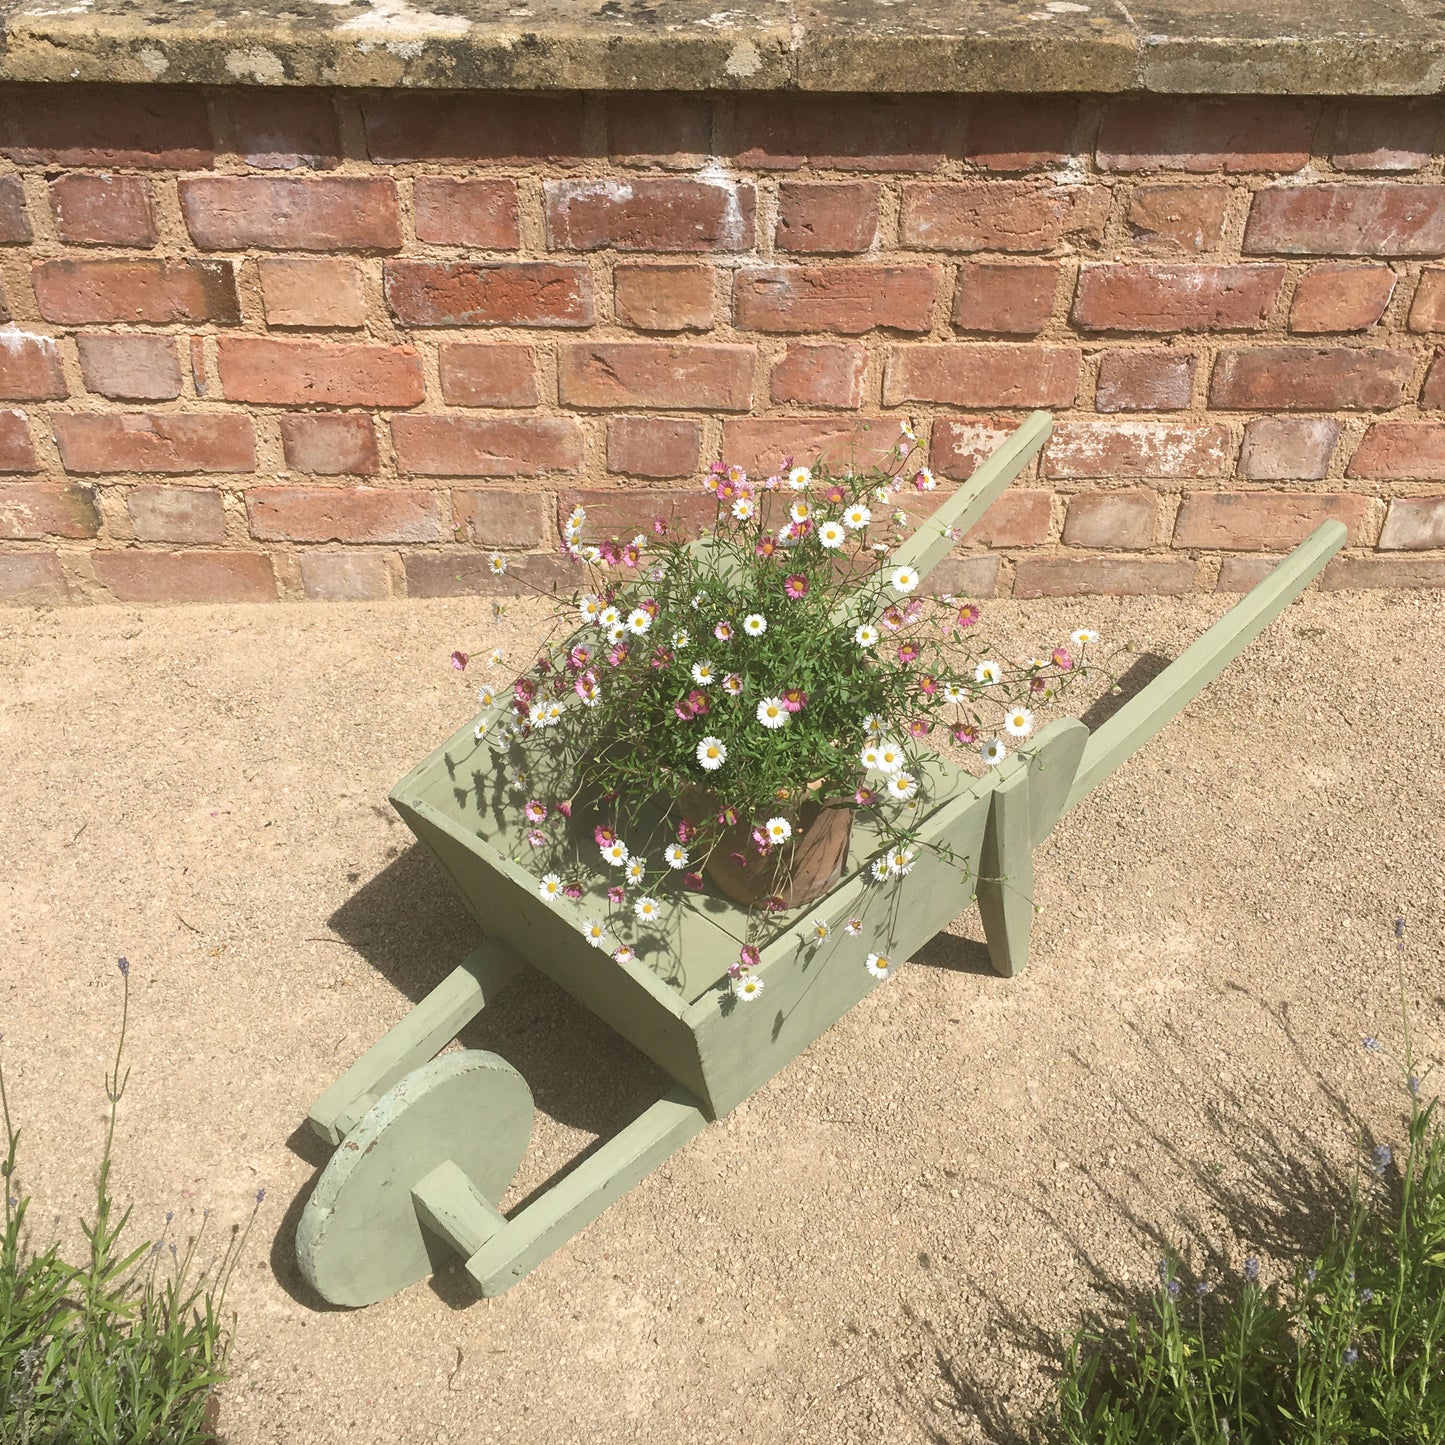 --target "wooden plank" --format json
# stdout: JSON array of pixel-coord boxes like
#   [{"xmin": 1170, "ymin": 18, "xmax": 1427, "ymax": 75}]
[
  {"xmin": 976, "ymin": 757, "xmax": 1034, "ymax": 978},
  {"xmin": 1063, "ymin": 521, "xmax": 1346, "ymax": 816},
  {"xmin": 307, "ymin": 940, "xmax": 526, "ymax": 1145},
  {"xmin": 1024, "ymin": 718, "xmax": 1089, "ymax": 847},
  {"xmin": 412, "ymin": 1159, "xmax": 508, "ymax": 1259},
  {"xmin": 466, "ymin": 1086, "xmax": 709, "ymax": 1297}
]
